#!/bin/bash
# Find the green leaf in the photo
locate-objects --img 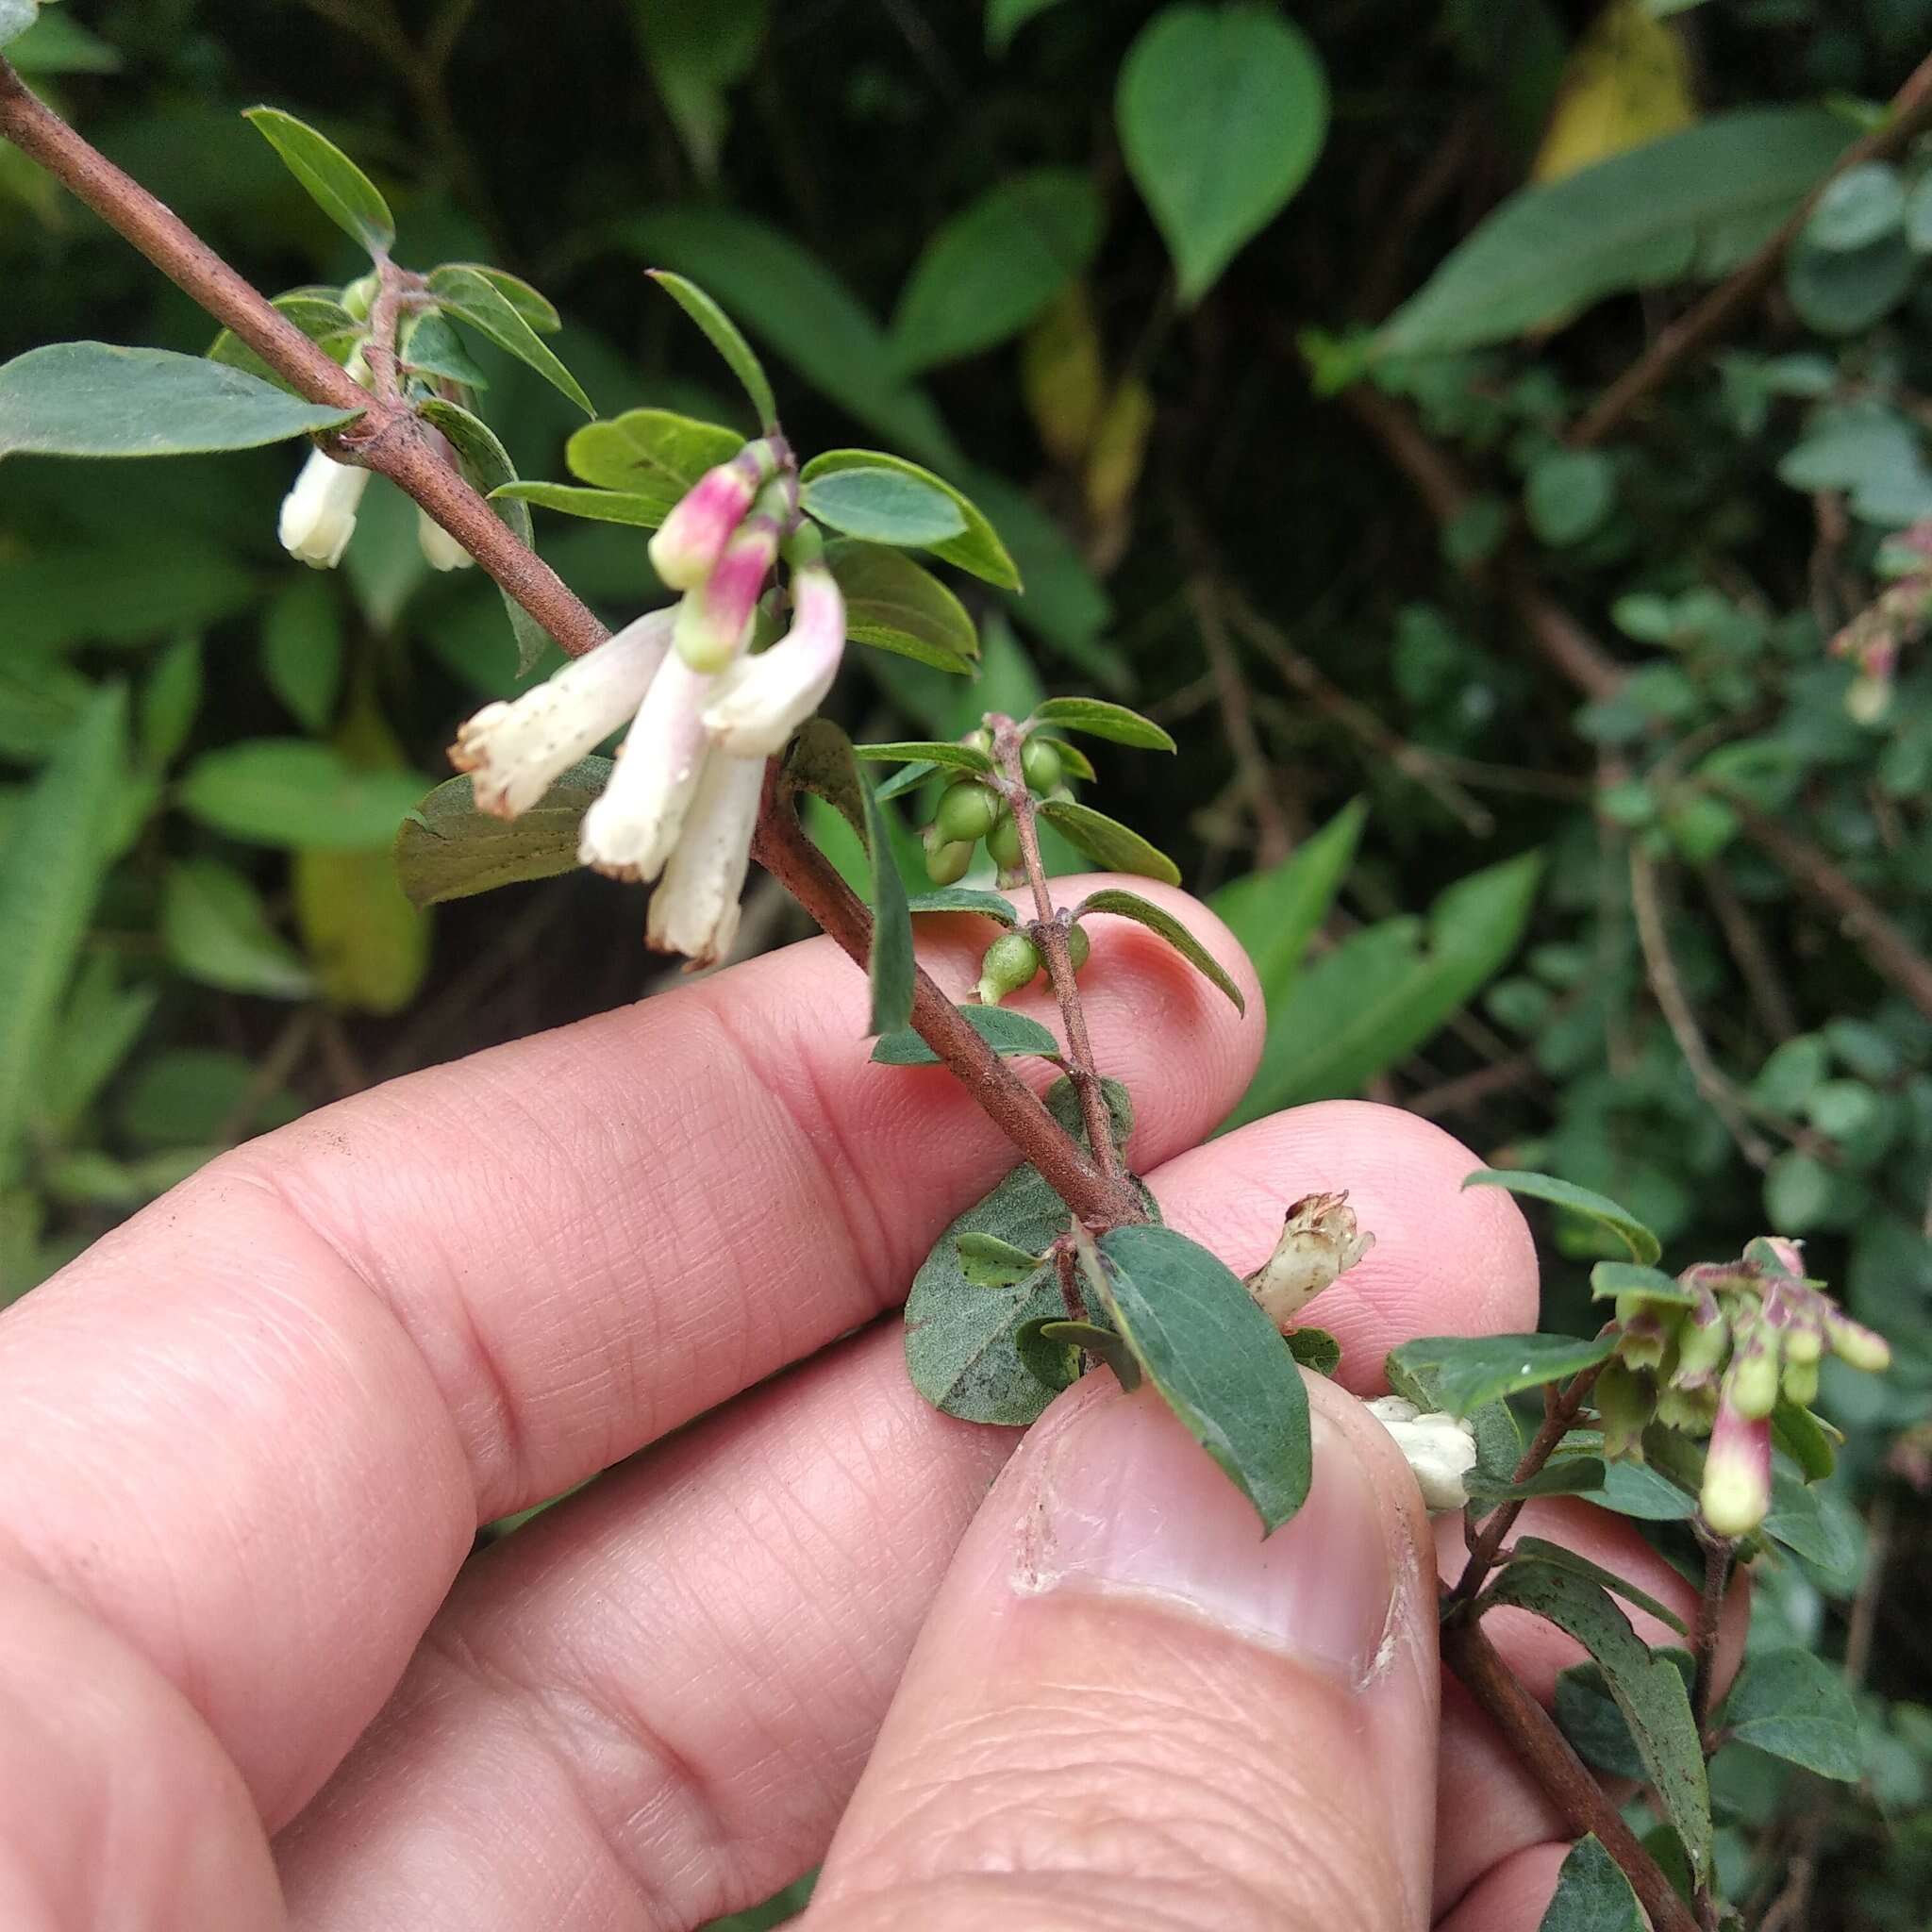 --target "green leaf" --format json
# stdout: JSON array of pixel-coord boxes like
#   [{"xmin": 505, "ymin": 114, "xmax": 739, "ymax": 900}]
[
  {"xmin": 1537, "ymin": 1835, "xmax": 1646, "ymax": 1932},
  {"xmin": 397, "ymin": 311, "xmax": 491, "ymax": 389},
  {"xmin": 1785, "ymin": 230, "xmax": 1915, "ymax": 335},
  {"xmin": 208, "ymin": 291, "xmax": 360, "ymax": 391},
  {"xmin": 889, "ymin": 169, "xmax": 1104, "ymax": 373},
  {"xmin": 417, "ymin": 397, "xmax": 549, "ymax": 675},
  {"xmin": 1721, "ymin": 1648, "xmax": 1861, "ymax": 1781},
  {"xmin": 1759, "ymin": 1467, "xmax": 1860, "ymax": 1590},
  {"xmin": 2, "ymin": 537, "xmax": 257, "ymax": 653},
  {"xmin": 1116, "ymin": 4, "xmax": 1328, "ymax": 307},
  {"xmin": 1381, "ymin": 108, "xmax": 1851, "ymax": 355},
  {"xmin": 1391, "ymin": 1331, "xmax": 1615, "ymax": 1418},
  {"xmin": 426, "ymin": 267, "xmax": 593, "ymax": 416},
  {"xmin": 0, "ymin": 654, "xmax": 92, "ymax": 762},
  {"xmin": 636, "ymin": 0, "xmax": 770, "ymax": 181},
  {"xmin": 622, "ymin": 209, "xmax": 952, "ymax": 462},
  {"xmin": 782, "ymin": 718, "xmax": 914, "ymax": 1034},
  {"xmin": 7, "ymin": 8, "xmax": 119, "ymax": 69},
  {"xmin": 803, "ymin": 450, "xmax": 1019, "ymax": 589},
  {"xmin": 1525, "ymin": 449, "xmax": 1616, "ymax": 547},
  {"xmin": 1590, "ymin": 1260, "xmax": 1694, "ymax": 1307},
  {"xmin": 491, "ymin": 482, "xmax": 659, "ymax": 527},
  {"xmin": 957, "ymin": 1230, "xmax": 1047, "ymax": 1288},
  {"xmin": 1462, "ymin": 1457, "xmax": 1607, "ymax": 1505},
  {"xmin": 647, "ymin": 268, "xmax": 778, "ymax": 428},
  {"xmin": 261, "ymin": 577, "xmax": 344, "ymax": 734},
  {"xmin": 392, "ymin": 760, "xmax": 610, "ymax": 907},
  {"xmin": 34, "ymin": 958, "xmax": 156, "ymax": 1141},
  {"xmin": 1805, "ymin": 161, "xmax": 1905, "ymax": 252},
  {"xmin": 1507, "ymin": 1537, "xmax": 1688, "ymax": 1635},
  {"xmin": 854, "ymin": 741, "xmax": 994, "ymax": 774},
  {"xmin": 1076, "ymin": 888, "xmax": 1244, "ymax": 1013},
  {"xmin": 1556, "ymin": 1652, "xmax": 1696, "ymax": 1782},
  {"xmin": 1091, "ymin": 1223, "xmax": 1313, "ymax": 1533},
  {"xmin": 871, "ymin": 1006, "xmax": 1059, "ymax": 1066},
  {"xmin": 243, "ymin": 107, "xmax": 394, "ymax": 256},
  {"xmin": 1485, "ymin": 1561, "xmax": 1711, "ymax": 1876},
  {"xmin": 117, "ymin": 1045, "xmax": 296, "ymax": 1149},
  {"xmin": 825, "ymin": 540, "xmax": 980, "ymax": 673},
  {"xmin": 563, "ymin": 407, "xmax": 743, "ymax": 517},
  {"xmin": 1771, "ymin": 1397, "xmax": 1839, "ymax": 1483},
  {"xmin": 0, "ymin": 688, "xmax": 128, "ymax": 1187},
  {"xmin": 1284, "ymin": 1326, "xmax": 1341, "ymax": 1376},
  {"xmin": 986, "ymin": 0, "xmax": 1065, "ymax": 53},
  {"xmin": 905, "ymin": 1077, "xmax": 1150, "ymax": 1424},
  {"xmin": 1038, "ymin": 798, "xmax": 1181, "ymax": 885},
  {"xmin": 1030, "ymin": 696, "xmax": 1176, "ymax": 751},
  {"xmin": 178, "ymin": 740, "xmax": 428, "ymax": 851},
  {"xmin": 800, "ymin": 465, "xmax": 967, "ymax": 547},
  {"xmin": 1210, "ymin": 797, "xmax": 1363, "ymax": 996},
  {"xmin": 139, "ymin": 635, "xmax": 203, "ymax": 769},
  {"xmin": 1464, "ymin": 1169, "xmax": 1662, "ymax": 1266},
  {"xmin": 0, "ymin": 342, "xmax": 359, "ymax": 460},
  {"xmin": 905, "ymin": 887, "xmax": 1020, "ymax": 924},
  {"xmin": 1227, "ymin": 848, "xmax": 1541, "ymax": 1127},
  {"xmin": 1385, "ymin": 1340, "xmax": 1522, "ymax": 1482},
  {"xmin": 160, "ymin": 858, "xmax": 314, "ymax": 1000},
  {"xmin": 438, "ymin": 263, "xmax": 561, "ymax": 332}
]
